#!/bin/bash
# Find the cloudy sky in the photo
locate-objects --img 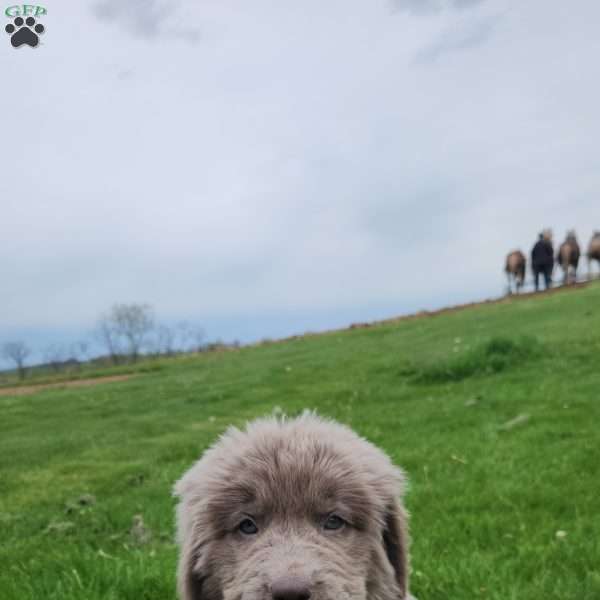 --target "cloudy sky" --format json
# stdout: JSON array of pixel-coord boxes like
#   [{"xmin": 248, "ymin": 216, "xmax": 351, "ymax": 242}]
[{"xmin": 1, "ymin": 0, "xmax": 599, "ymax": 364}]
